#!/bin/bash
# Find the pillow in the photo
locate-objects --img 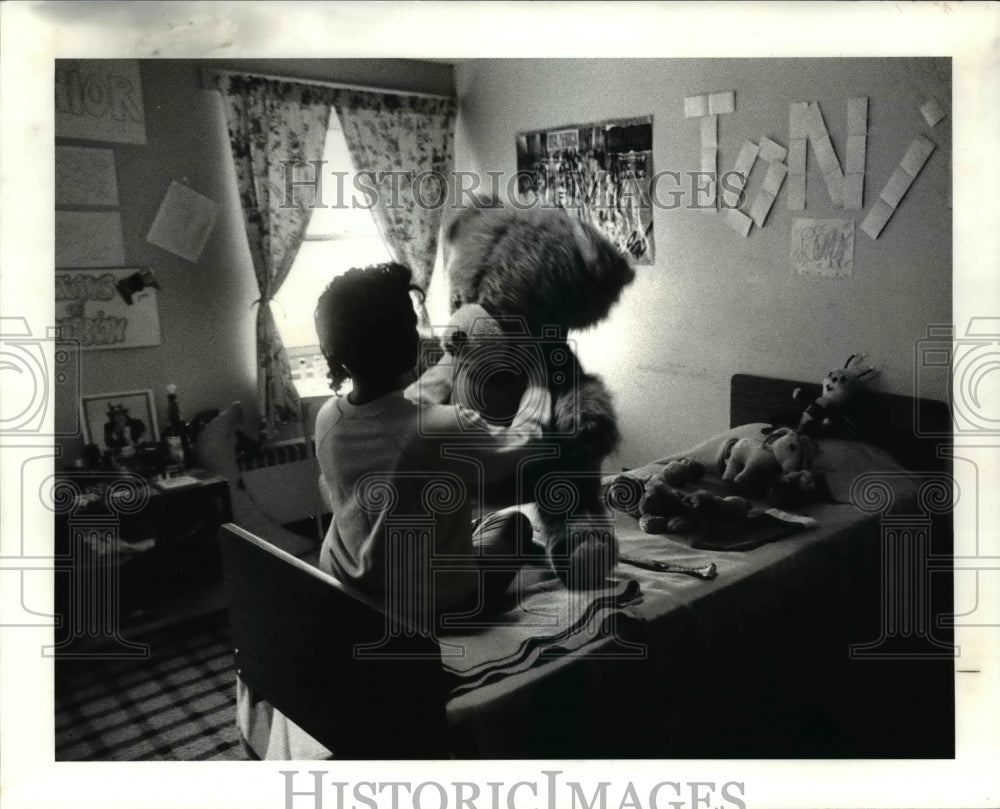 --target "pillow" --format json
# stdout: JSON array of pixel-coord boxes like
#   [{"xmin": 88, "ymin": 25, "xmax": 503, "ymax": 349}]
[
  {"xmin": 191, "ymin": 401, "xmax": 242, "ymax": 481},
  {"xmin": 192, "ymin": 402, "xmax": 319, "ymax": 561},
  {"xmin": 605, "ymin": 424, "xmax": 919, "ymax": 509},
  {"xmin": 603, "ymin": 423, "xmax": 770, "ymax": 487},
  {"xmin": 813, "ymin": 438, "xmax": 919, "ymax": 505}
]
